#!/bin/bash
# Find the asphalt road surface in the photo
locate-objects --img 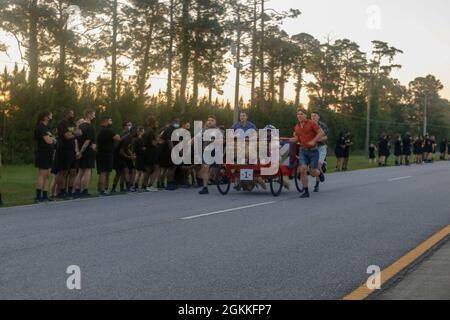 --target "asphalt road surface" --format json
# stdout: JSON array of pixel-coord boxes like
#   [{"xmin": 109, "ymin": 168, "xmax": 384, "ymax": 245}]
[{"xmin": 1, "ymin": 162, "xmax": 449, "ymax": 300}]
